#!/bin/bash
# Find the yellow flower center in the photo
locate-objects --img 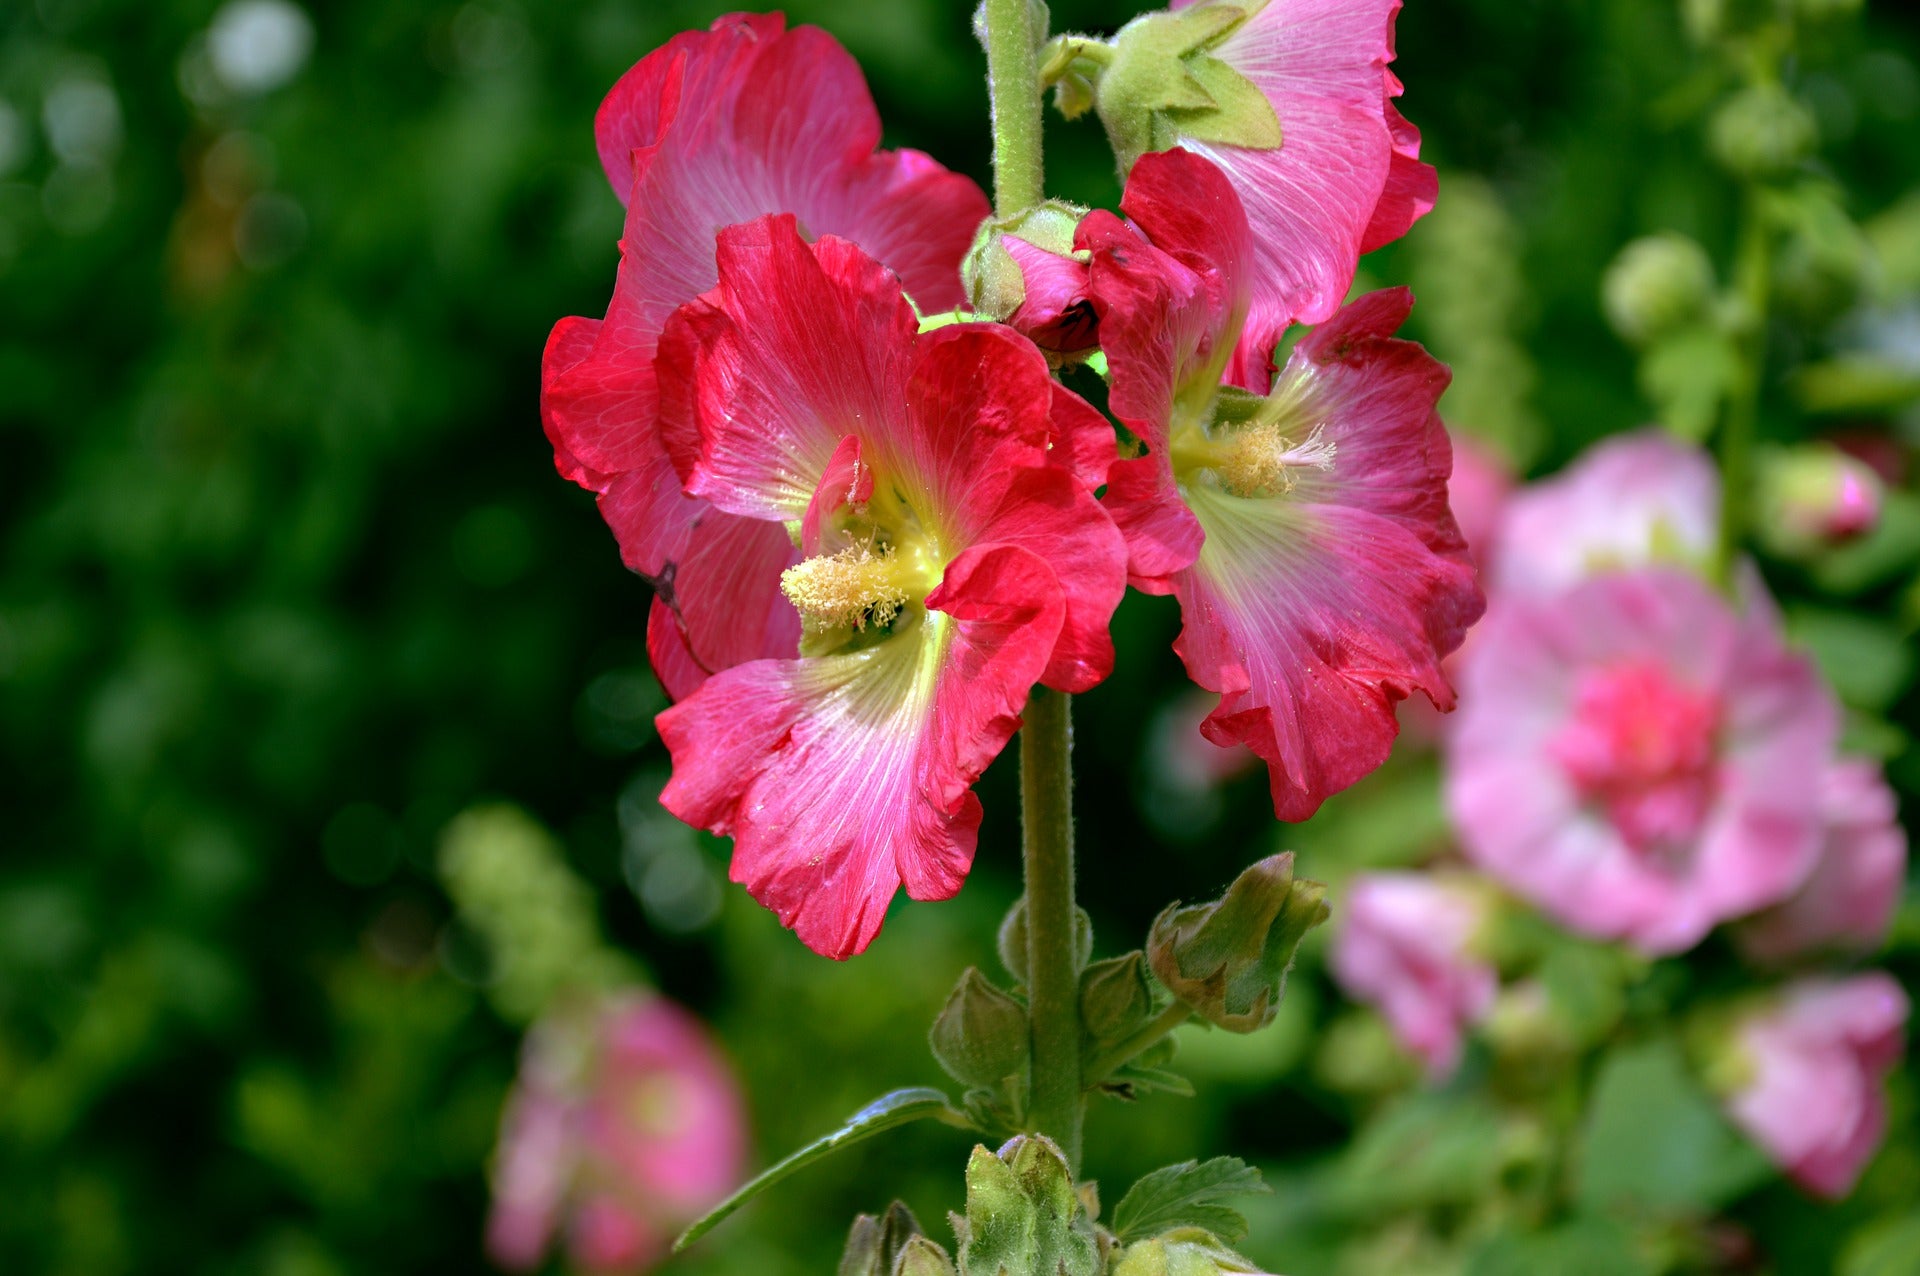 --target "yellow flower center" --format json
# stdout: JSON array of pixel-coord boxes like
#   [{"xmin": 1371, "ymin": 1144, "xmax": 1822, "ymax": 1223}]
[{"xmin": 1171, "ymin": 418, "xmax": 1337, "ymax": 499}]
